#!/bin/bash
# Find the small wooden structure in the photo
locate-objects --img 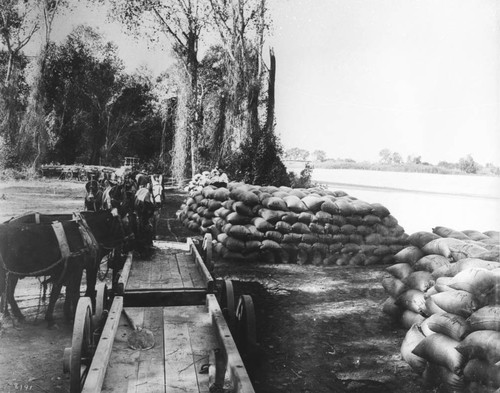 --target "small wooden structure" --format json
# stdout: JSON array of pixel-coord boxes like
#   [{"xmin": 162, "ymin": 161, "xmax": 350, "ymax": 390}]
[{"xmin": 63, "ymin": 236, "xmax": 256, "ymax": 393}]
